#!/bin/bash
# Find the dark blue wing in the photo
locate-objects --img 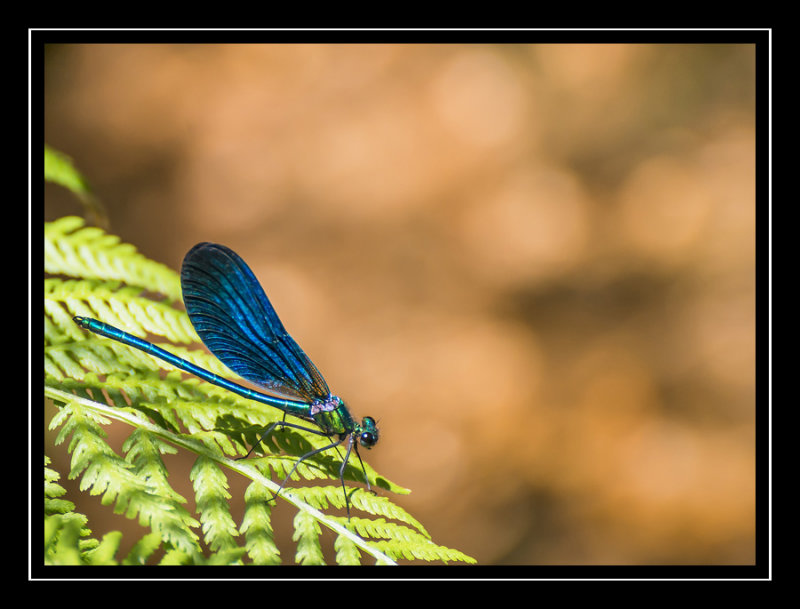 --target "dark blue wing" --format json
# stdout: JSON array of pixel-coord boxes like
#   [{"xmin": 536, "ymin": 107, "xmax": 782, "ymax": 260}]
[{"xmin": 180, "ymin": 242, "xmax": 330, "ymax": 402}]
